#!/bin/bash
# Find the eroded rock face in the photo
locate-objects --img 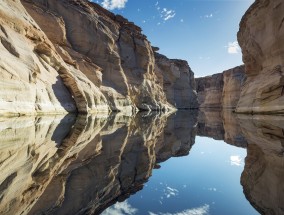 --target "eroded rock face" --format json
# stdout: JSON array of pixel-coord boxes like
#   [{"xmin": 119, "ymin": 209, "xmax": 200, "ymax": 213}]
[
  {"xmin": 0, "ymin": 0, "xmax": 201, "ymax": 115},
  {"xmin": 223, "ymin": 65, "xmax": 245, "ymax": 108},
  {"xmin": 239, "ymin": 115, "xmax": 284, "ymax": 215},
  {"xmin": 236, "ymin": 0, "xmax": 284, "ymax": 114},
  {"xmin": 196, "ymin": 73, "xmax": 224, "ymax": 108},
  {"xmin": 196, "ymin": 65, "xmax": 245, "ymax": 109},
  {"xmin": 21, "ymin": 0, "xmax": 175, "ymax": 112},
  {"xmin": 155, "ymin": 53, "xmax": 198, "ymax": 109}
]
